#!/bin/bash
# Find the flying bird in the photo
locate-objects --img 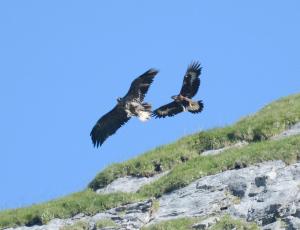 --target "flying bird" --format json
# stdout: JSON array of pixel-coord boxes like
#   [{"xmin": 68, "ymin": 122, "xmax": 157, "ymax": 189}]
[
  {"xmin": 90, "ymin": 68, "xmax": 159, "ymax": 147},
  {"xmin": 152, "ymin": 62, "xmax": 203, "ymax": 118}
]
